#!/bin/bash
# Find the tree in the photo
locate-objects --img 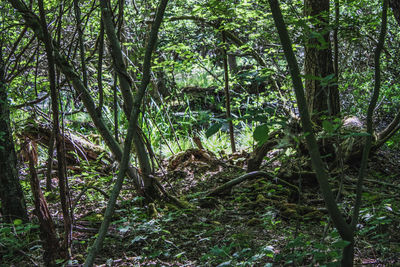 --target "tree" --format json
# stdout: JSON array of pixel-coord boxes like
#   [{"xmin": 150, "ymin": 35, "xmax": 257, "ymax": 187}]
[
  {"xmin": 304, "ymin": 0, "xmax": 340, "ymax": 120},
  {"xmin": 84, "ymin": 0, "xmax": 169, "ymax": 265},
  {"xmin": 268, "ymin": 0, "xmax": 388, "ymax": 265},
  {"xmin": 38, "ymin": 0, "xmax": 71, "ymax": 256},
  {"xmin": 0, "ymin": 43, "xmax": 28, "ymax": 223},
  {"xmin": 7, "ymin": 0, "xmax": 162, "ymax": 201},
  {"xmin": 100, "ymin": 0, "xmax": 157, "ymax": 198}
]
